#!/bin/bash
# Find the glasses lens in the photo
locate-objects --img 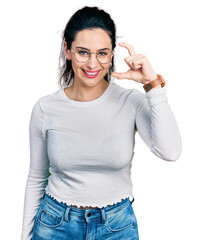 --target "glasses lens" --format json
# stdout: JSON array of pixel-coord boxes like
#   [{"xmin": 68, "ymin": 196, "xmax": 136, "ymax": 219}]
[
  {"xmin": 75, "ymin": 49, "xmax": 90, "ymax": 63},
  {"xmin": 74, "ymin": 48, "xmax": 113, "ymax": 63},
  {"xmin": 97, "ymin": 50, "xmax": 113, "ymax": 64}
]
